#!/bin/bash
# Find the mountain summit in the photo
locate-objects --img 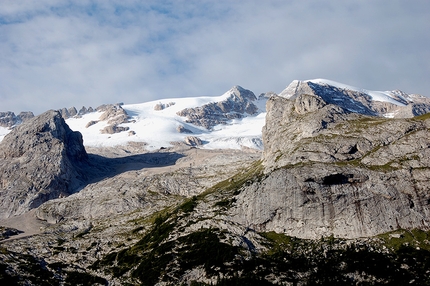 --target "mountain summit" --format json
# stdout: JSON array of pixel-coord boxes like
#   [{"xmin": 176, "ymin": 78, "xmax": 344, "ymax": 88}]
[{"xmin": 280, "ymin": 79, "xmax": 430, "ymax": 118}]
